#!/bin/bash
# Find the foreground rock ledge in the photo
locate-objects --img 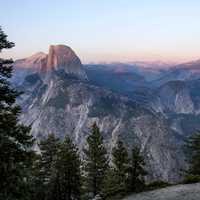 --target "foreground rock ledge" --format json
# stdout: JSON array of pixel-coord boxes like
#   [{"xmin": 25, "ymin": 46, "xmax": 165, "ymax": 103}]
[{"xmin": 123, "ymin": 183, "xmax": 200, "ymax": 200}]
